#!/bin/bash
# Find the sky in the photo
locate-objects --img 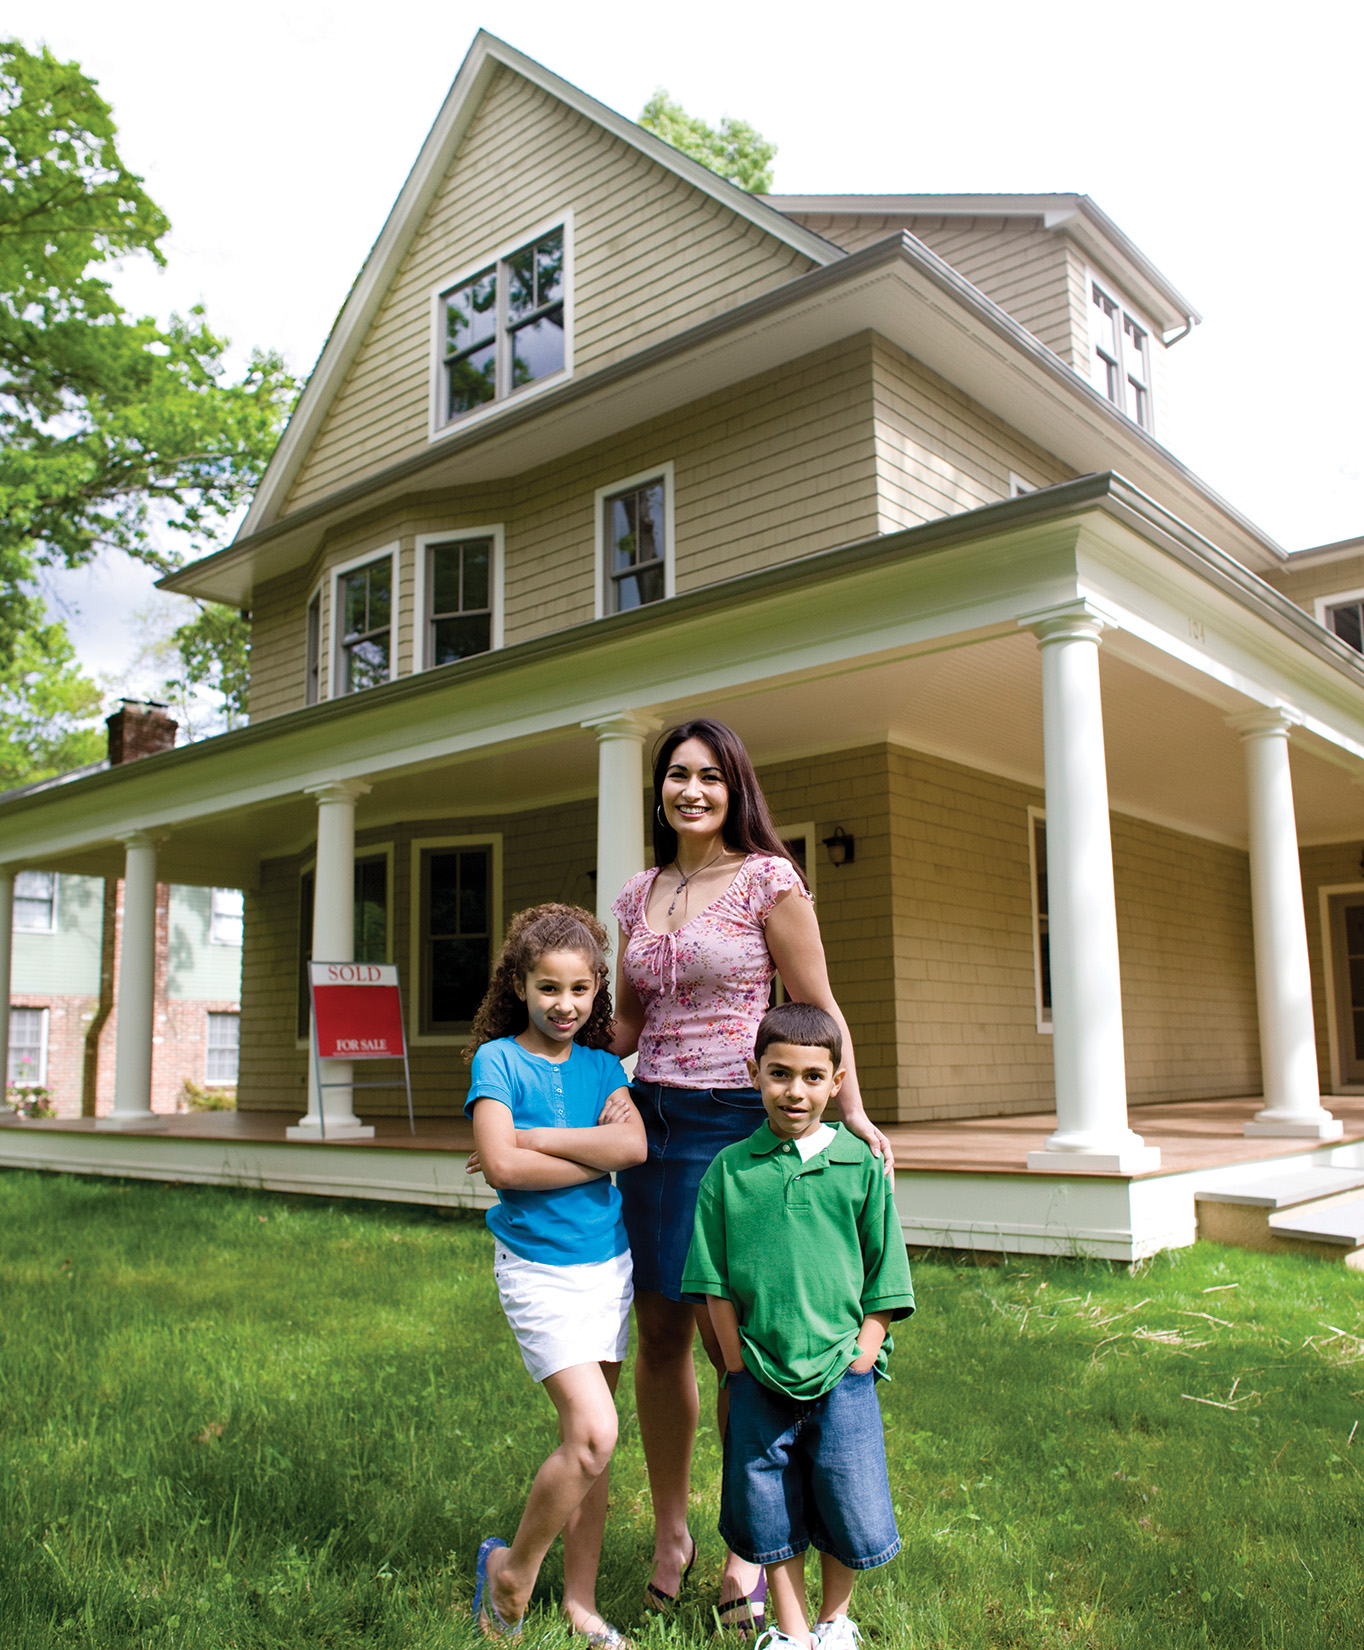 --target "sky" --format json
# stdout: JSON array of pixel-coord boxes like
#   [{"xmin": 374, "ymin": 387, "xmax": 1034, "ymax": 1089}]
[{"xmin": 13, "ymin": 0, "xmax": 1364, "ymax": 684}]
